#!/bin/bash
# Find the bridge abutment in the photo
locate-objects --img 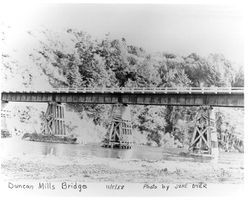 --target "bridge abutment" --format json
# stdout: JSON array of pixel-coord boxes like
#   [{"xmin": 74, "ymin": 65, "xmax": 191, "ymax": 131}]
[
  {"xmin": 42, "ymin": 102, "xmax": 66, "ymax": 136},
  {"xmin": 103, "ymin": 104, "xmax": 133, "ymax": 149},
  {"xmin": 189, "ymin": 106, "xmax": 218, "ymax": 157}
]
